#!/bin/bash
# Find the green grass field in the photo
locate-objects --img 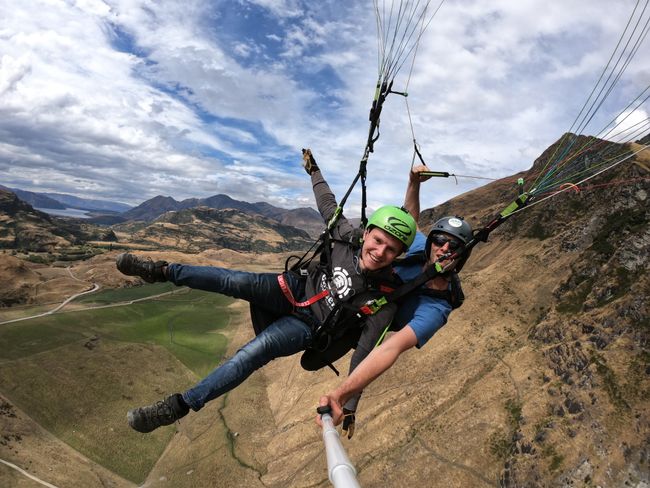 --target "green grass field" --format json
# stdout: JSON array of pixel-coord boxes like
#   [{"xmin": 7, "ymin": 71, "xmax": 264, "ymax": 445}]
[
  {"xmin": 0, "ymin": 284, "xmax": 240, "ymax": 483},
  {"xmin": 75, "ymin": 282, "xmax": 177, "ymax": 304}
]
